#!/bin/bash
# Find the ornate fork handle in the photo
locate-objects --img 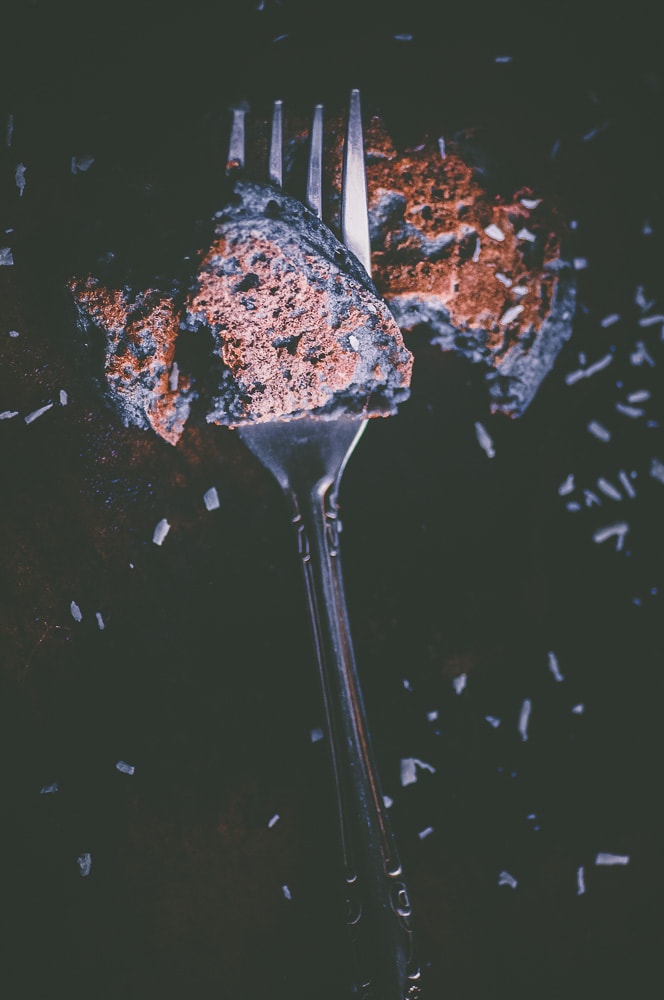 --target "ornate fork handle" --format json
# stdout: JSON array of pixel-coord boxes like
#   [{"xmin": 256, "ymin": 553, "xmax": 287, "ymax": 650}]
[{"xmin": 289, "ymin": 475, "xmax": 420, "ymax": 999}]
